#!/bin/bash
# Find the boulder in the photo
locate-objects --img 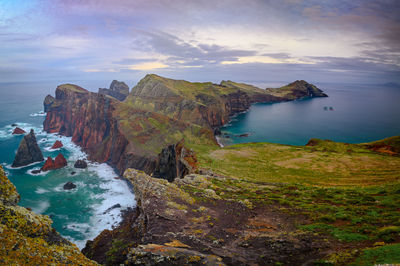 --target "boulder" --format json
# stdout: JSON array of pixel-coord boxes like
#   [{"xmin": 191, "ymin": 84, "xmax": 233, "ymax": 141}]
[
  {"xmin": 12, "ymin": 127, "xmax": 26, "ymax": 135},
  {"xmin": 51, "ymin": 140, "xmax": 63, "ymax": 149},
  {"xmin": 31, "ymin": 169, "xmax": 41, "ymax": 174},
  {"xmin": 74, "ymin": 159, "xmax": 87, "ymax": 169},
  {"xmin": 12, "ymin": 129, "xmax": 44, "ymax": 167},
  {"xmin": 63, "ymin": 182, "xmax": 76, "ymax": 190},
  {"xmin": 41, "ymin": 154, "xmax": 67, "ymax": 171}
]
